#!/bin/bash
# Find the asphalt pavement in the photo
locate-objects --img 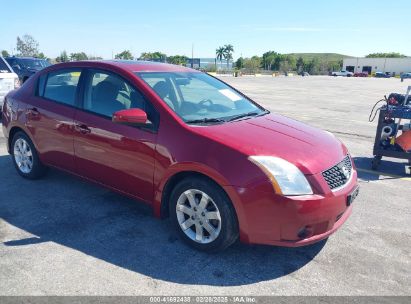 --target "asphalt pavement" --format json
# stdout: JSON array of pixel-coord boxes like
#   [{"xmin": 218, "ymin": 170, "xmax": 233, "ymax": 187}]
[{"xmin": 0, "ymin": 76, "xmax": 410, "ymax": 296}]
